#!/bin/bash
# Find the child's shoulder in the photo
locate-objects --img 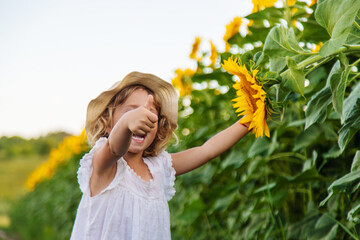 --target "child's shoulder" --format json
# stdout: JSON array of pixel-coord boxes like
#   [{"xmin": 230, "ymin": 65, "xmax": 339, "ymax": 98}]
[{"xmin": 147, "ymin": 150, "xmax": 173, "ymax": 167}]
